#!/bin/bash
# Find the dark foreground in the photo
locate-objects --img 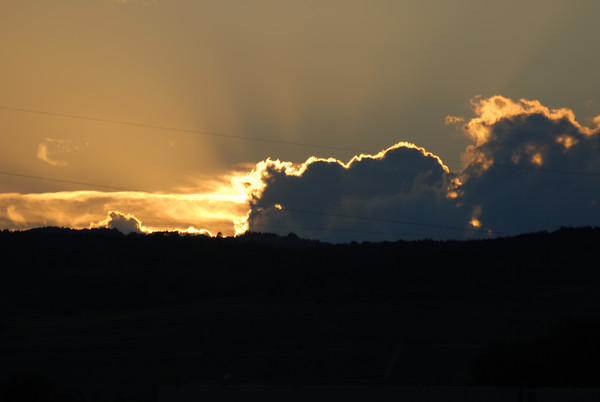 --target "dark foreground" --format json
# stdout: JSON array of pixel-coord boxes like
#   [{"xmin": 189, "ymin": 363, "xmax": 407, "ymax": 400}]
[{"xmin": 1, "ymin": 227, "xmax": 599, "ymax": 401}]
